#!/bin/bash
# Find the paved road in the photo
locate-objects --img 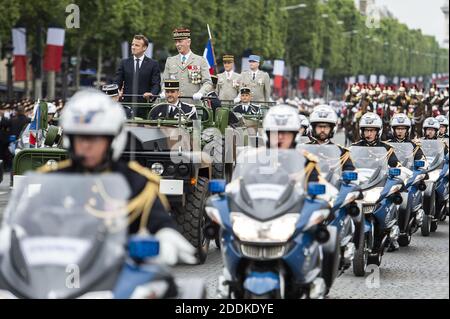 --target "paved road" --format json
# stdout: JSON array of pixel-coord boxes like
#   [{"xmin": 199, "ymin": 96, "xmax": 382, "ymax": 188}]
[{"xmin": 0, "ymin": 131, "xmax": 448, "ymax": 299}]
